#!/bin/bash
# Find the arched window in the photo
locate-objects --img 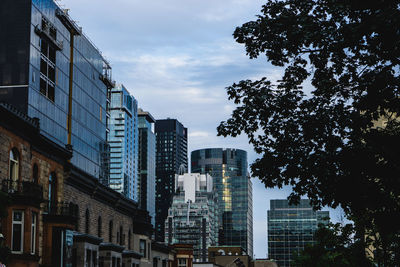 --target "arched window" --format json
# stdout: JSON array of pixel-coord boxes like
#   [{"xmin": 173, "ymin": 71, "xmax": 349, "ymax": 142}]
[
  {"xmin": 48, "ymin": 173, "xmax": 57, "ymax": 212},
  {"xmin": 98, "ymin": 216, "xmax": 102, "ymax": 237},
  {"xmin": 85, "ymin": 209, "xmax": 90, "ymax": 234},
  {"xmin": 109, "ymin": 220, "xmax": 113, "ymax": 243},
  {"xmin": 9, "ymin": 149, "xmax": 19, "ymax": 182},
  {"xmin": 32, "ymin": 164, "xmax": 39, "ymax": 184}
]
